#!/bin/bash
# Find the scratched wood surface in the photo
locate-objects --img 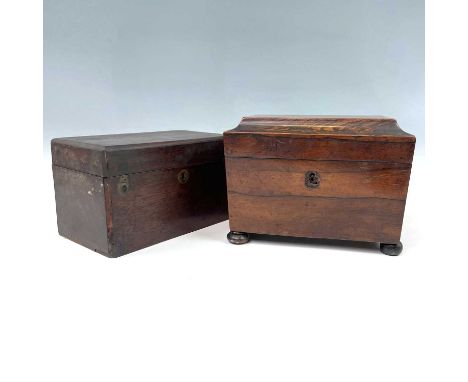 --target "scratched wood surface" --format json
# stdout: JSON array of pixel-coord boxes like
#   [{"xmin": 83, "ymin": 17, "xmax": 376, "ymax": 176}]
[
  {"xmin": 53, "ymin": 166, "xmax": 109, "ymax": 254},
  {"xmin": 106, "ymin": 162, "xmax": 228, "ymax": 256},
  {"xmin": 52, "ymin": 130, "xmax": 223, "ymax": 177},
  {"xmin": 52, "ymin": 131, "xmax": 228, "ymax": 257}
]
